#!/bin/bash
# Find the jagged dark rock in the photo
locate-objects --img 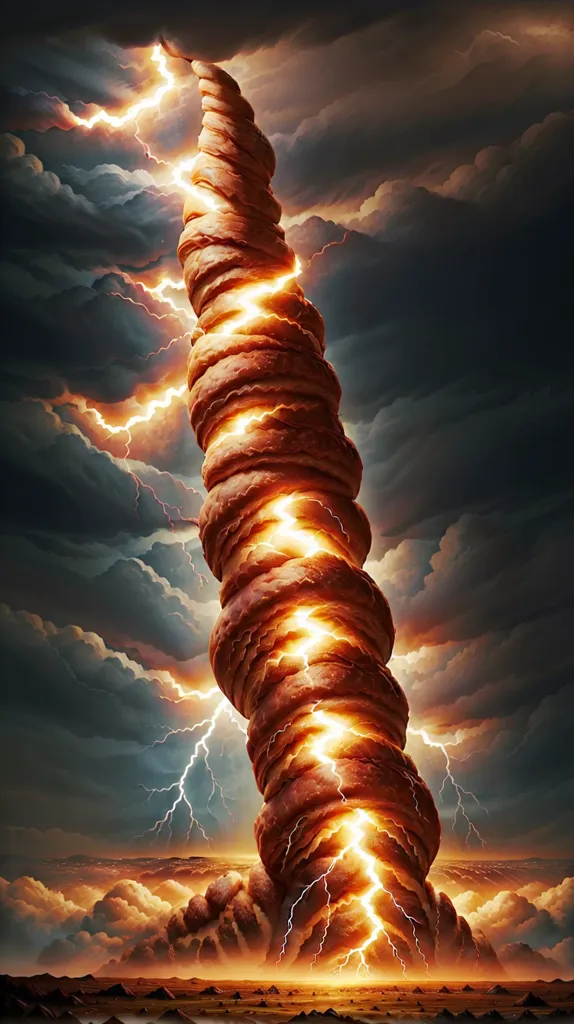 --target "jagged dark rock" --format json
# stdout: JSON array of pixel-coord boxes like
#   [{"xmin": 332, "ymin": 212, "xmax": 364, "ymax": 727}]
[
  {"xmin": 104, "ymin": 984, "xmax": 134, "ymax": 998},
  {"xmin": 146, "ymin": 988, "xmax": 175, "ymax": 1000},
  {"xmin": 515, "ymin": 993, "xmax": 549, "ymax": 1008}
]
